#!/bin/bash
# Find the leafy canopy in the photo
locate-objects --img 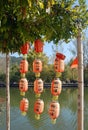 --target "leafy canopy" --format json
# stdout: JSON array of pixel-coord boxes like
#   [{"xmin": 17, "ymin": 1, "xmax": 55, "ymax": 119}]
[{"xmin": 0, "ymin": 0, "xmax": 88, "ymax": 53}]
